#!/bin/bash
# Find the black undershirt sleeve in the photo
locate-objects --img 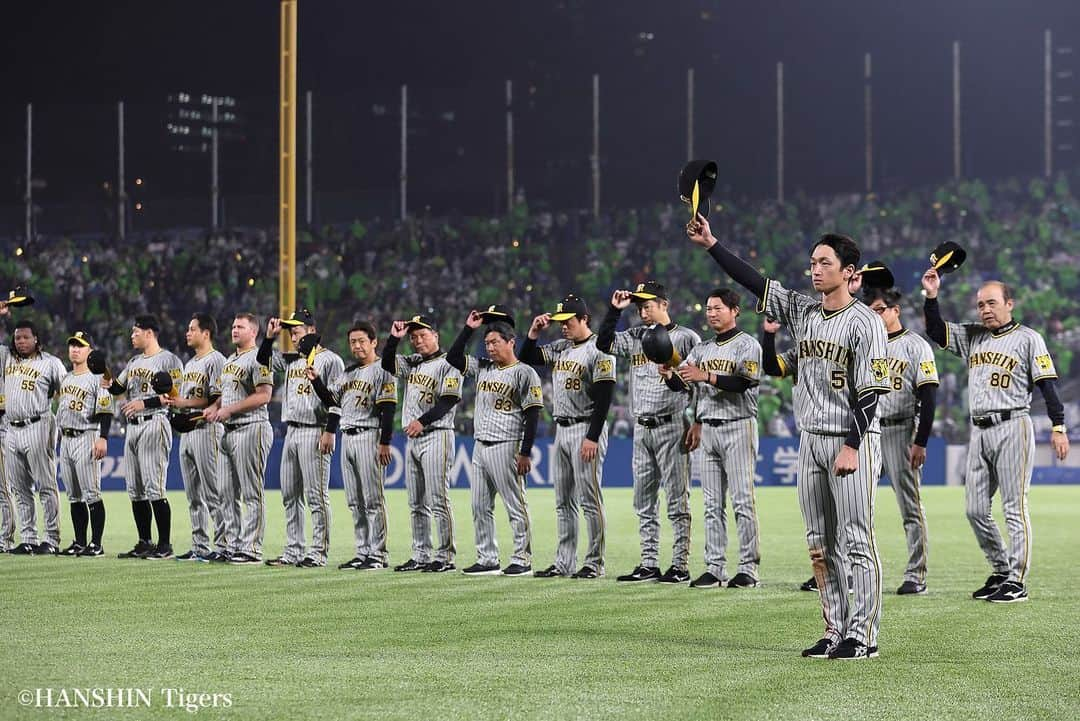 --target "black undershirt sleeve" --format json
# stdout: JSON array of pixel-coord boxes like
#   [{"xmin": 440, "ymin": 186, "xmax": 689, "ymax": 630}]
[
  {"xmin": 417, "ymin": 395, "xmax": 459, "ymax": 426},
  {"xmin": 844, "ymin": 391, "xmax": 880, "ymax": 450},
  {"xmin": 108, "ymin": 380, "xmax": 125, "ymax": 396},
  {"xmin": 97, "ymin": 415, "xmax": 112, "ymax": 439},
  {"xmin": 378, "ymin": 402, "xmax": 396, "ymax": 445},
  {"xmin": 596, "ymin": 305, "xmax": 620, "ymax": 353},
  {"xmin": 381, "ymin": 336, "xmax": 400, "ymax": 375},
  {"xmin": 446, "ymin": 326, "xmax": 473, "ymax": 372},
  {"xmin": 518, "ymin": 337, "xmax": 546, "ymax": 366},
  {"xmin": 706, "ymin": 243, "xmax": 767, "ymax": 298},
  {"xmin": 923, "ymin": 297, "xmax": 948, "ymax": 347},
  {"xmin": 762, "ymin": 331, "xmax": 782, "ymax": 377},
  {"xmin": 585, "ymin": 381, "xmax": 614, "ymax": 443},
  {"xmin": 1037, "ymin": 378, "xmax": 1066, "ymax": 426},
  {"xmin": 519, "ymin": 406, "xmax": 540, "ymax": 457},
  {"xmin": 913, "ymin": 384, "xmax": 937, "ymax": 447},
  {"xmin": 713, "ymin": 375, "xmax": 755, "ymax": 393},
  {"xmin": 256, "ymin": 336, "xmax": 276, "ymax": 367}
]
